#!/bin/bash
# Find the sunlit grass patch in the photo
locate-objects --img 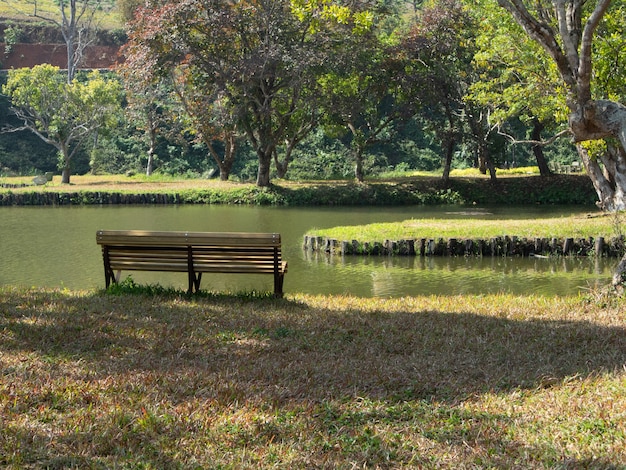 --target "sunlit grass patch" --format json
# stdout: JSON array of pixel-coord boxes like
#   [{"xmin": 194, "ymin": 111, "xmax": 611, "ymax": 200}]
[
  {"xmin": 0, "ymin": 0, "xmax": 123, "ymax": 29},
  {"xmin": 1, "ymin": 287, "xmax": 625, "ymax": 467},
  {"xmin": 308, "ymin": 212, "xmax": 619, "ymax": 242}
]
